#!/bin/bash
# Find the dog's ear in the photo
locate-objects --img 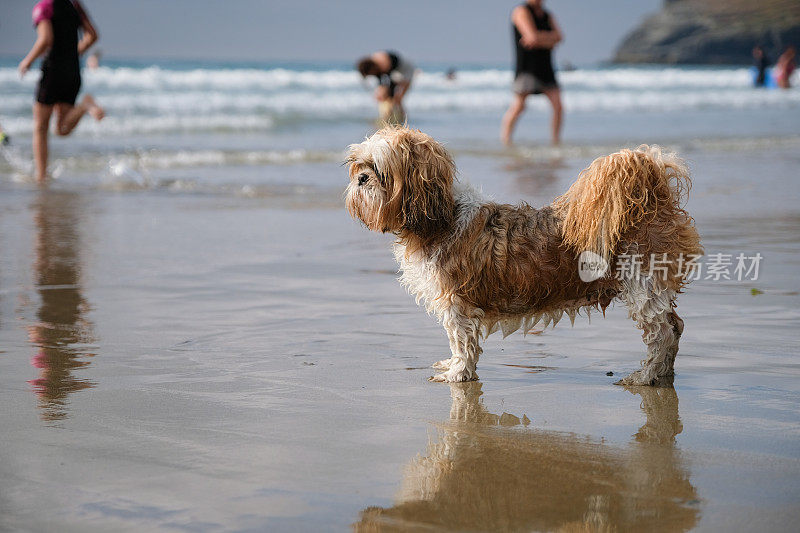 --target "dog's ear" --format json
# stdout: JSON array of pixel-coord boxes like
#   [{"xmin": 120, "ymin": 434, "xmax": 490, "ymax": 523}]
[{"xmin": 395, "ymin": 133, "xmax": 456, "ymax": 238}]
